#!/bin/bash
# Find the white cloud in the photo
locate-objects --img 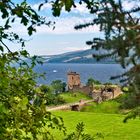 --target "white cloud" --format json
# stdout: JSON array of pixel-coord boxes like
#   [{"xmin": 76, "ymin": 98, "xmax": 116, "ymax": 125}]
[
  {"xmin": 7, "ymin": 2, "xmax": 99, "ymax": 36},
  {"xmin": 11, "ymin": 2, "xmax": 96, "ymax": 35},
  {"xmin": 36, "ymin": 17, "xmax": 99, "ymax": 34},
  {"xmin": 122, "ymin": 1, "xmax": 140, "ymax": 11},
  {"xmin": 70, "ymin": 3, "xmax": 90, "ymax": 14},
  {"xmin": 8, "ymin": 15, "xmax": 98, "ymax": 36}
]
